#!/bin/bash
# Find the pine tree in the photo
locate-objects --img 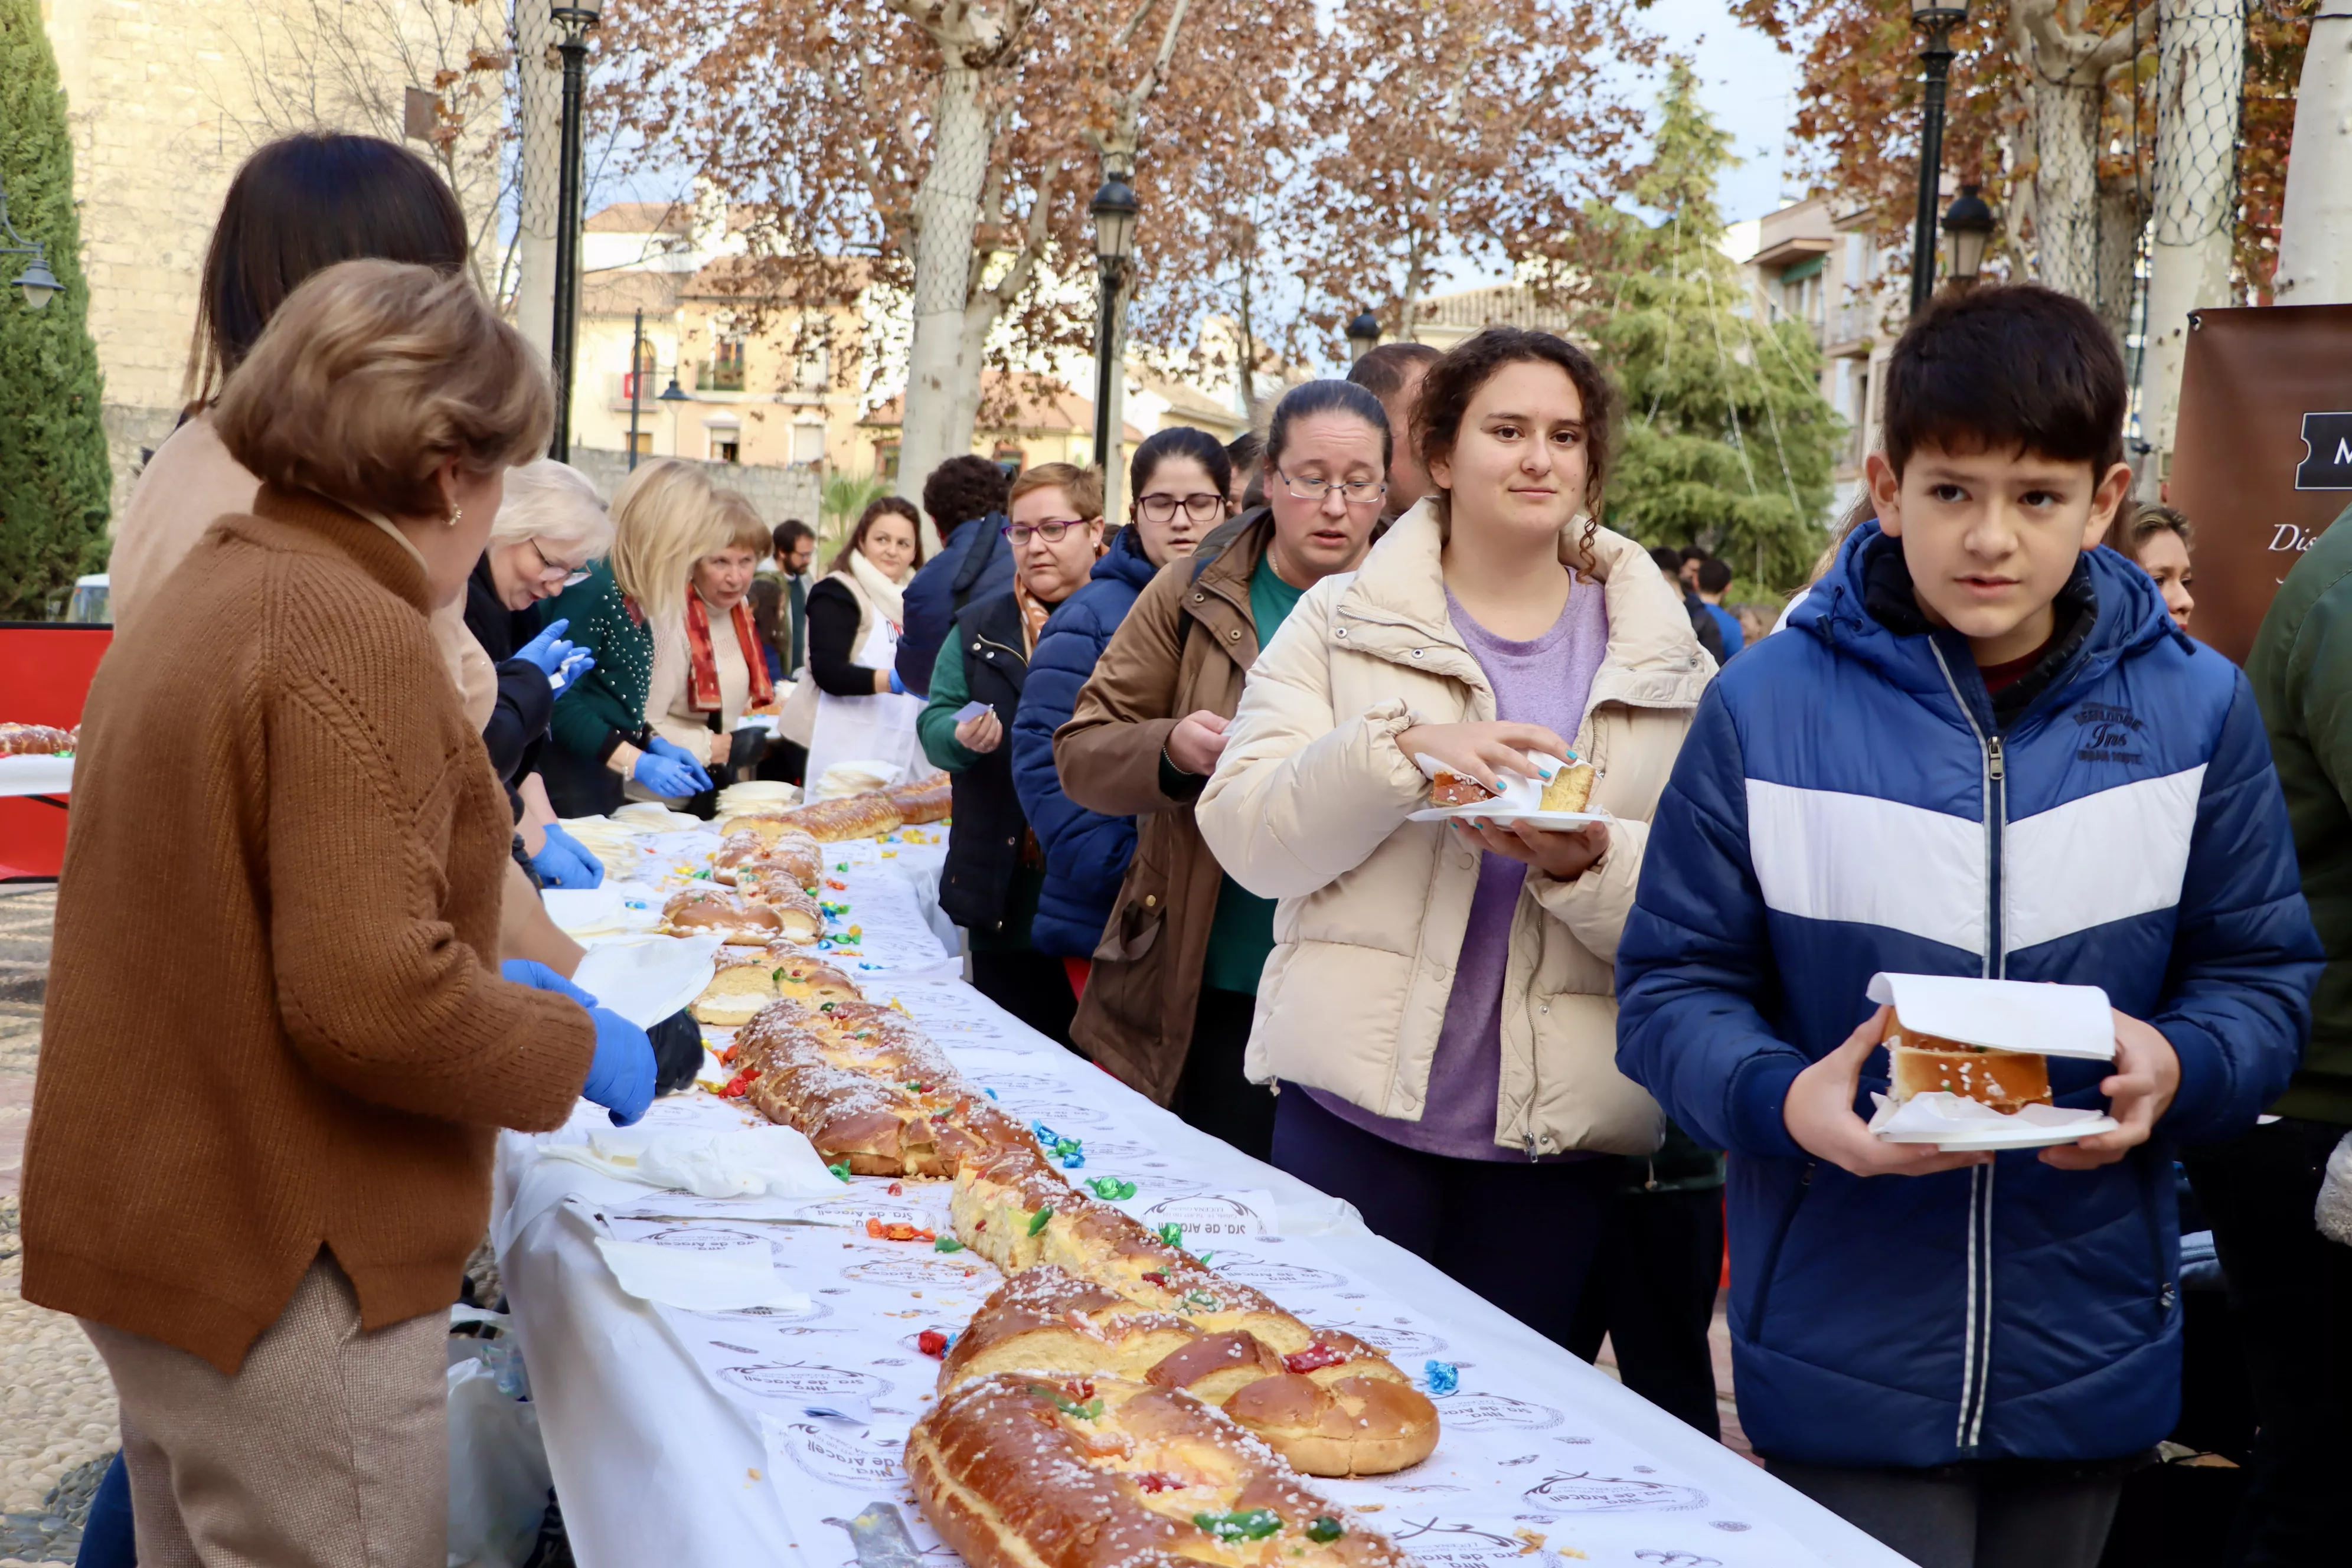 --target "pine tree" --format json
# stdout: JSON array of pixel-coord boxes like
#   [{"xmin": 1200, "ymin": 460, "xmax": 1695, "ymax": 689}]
[
  {"xmin": 1598, "ymin": 61, "xmax": 1838, "ymax": 595},
  {"xmin": 0, "ymin": 0, "xmax": 110, "ymax": 620}
]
